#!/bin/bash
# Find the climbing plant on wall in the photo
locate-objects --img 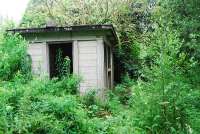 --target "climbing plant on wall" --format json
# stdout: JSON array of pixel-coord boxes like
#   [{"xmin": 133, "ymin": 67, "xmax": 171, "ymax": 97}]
[{"xmin": 55, "ymin": 48, "xmax": 71, "ymax": 78}]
